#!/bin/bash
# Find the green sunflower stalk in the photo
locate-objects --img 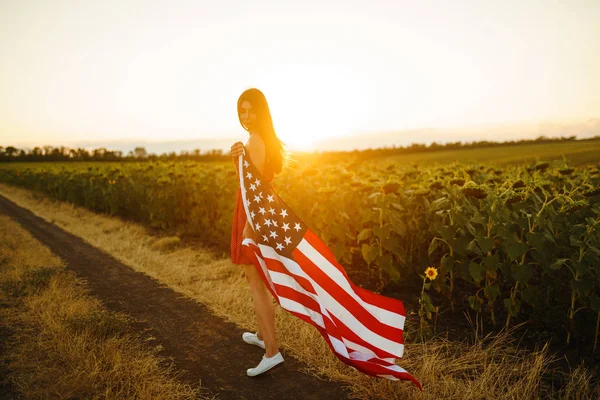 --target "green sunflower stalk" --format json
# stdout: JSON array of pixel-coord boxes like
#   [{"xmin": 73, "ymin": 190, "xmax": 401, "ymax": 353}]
[{"xmin": 419, "ymin": 266, "xmax": 439, "ymax": 340}]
